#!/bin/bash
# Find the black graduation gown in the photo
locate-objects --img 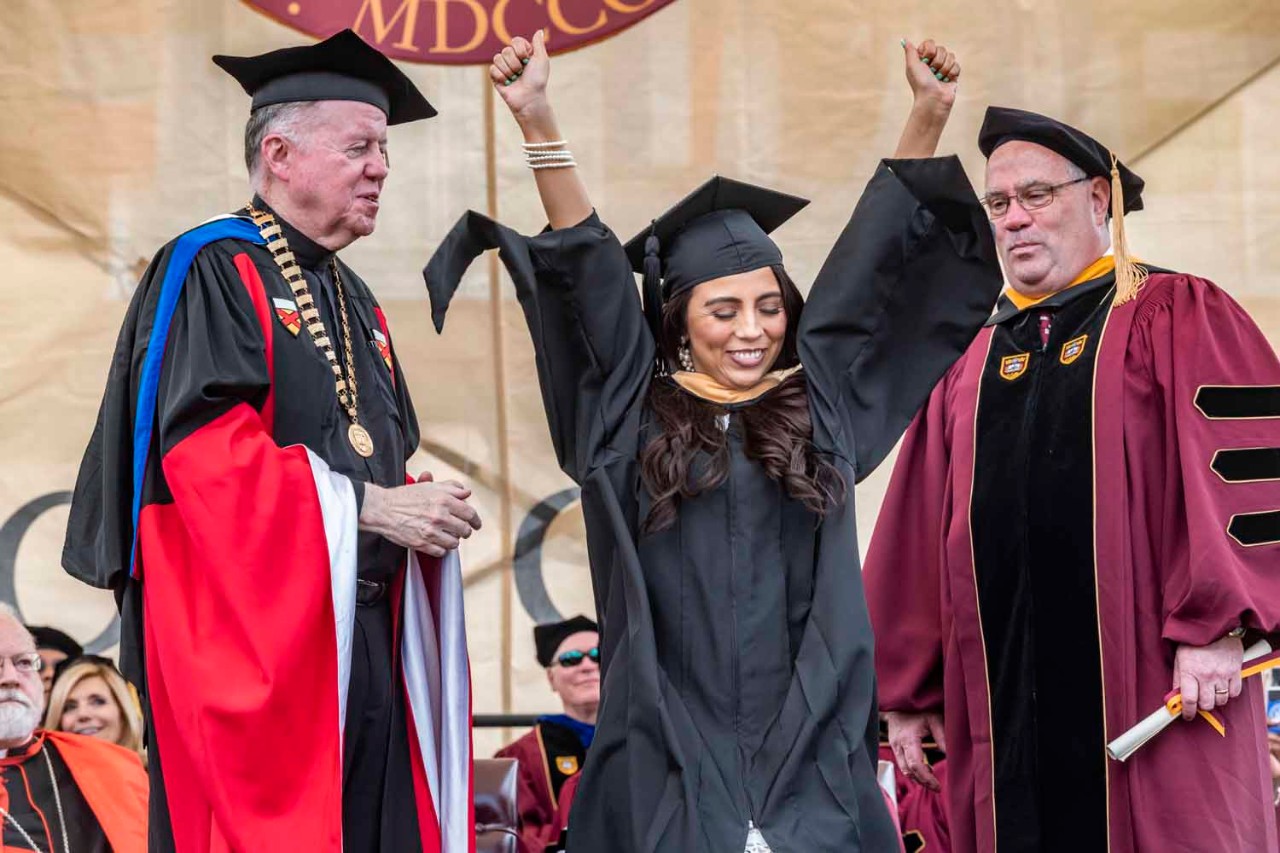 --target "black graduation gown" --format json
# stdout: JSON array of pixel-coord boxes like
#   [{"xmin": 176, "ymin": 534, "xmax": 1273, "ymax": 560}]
[
  {"xmin": 62, "ymin": 204, "xmax": 426, "ymax": 851},
  {"xmin": 426, "ymin": 157, "xmax": 1002, "ymax": 852}
]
